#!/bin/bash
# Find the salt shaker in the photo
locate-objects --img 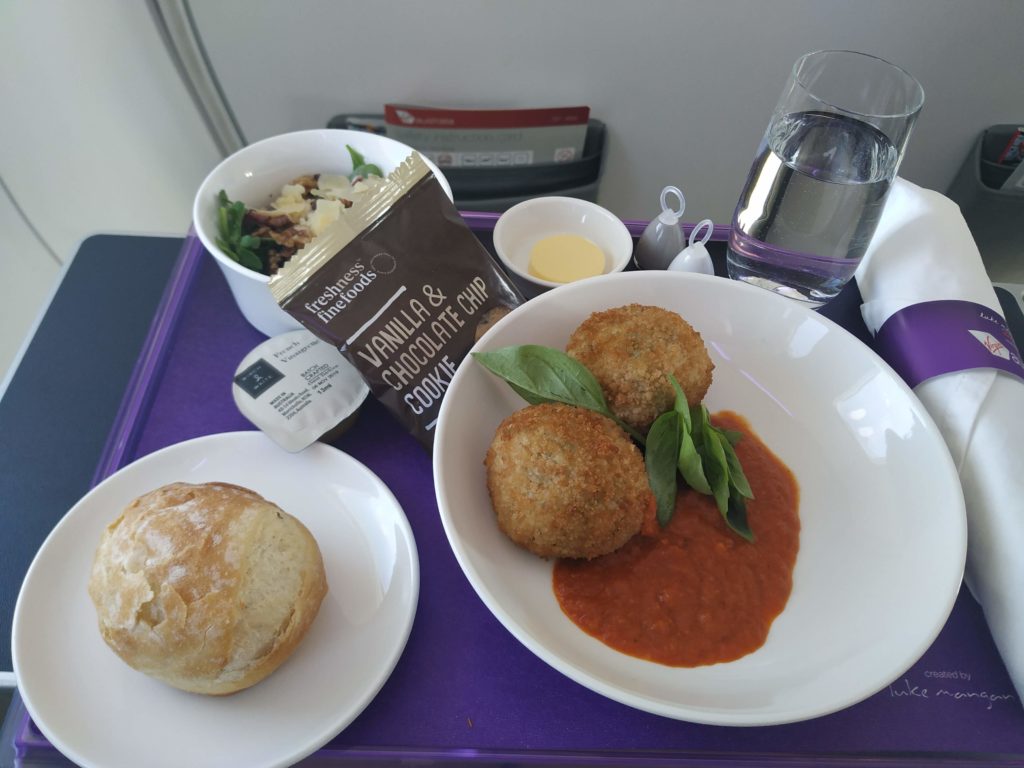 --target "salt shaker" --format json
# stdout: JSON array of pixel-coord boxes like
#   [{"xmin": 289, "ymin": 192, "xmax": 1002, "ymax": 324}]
[
  {"xmin": 668, "ymin": 219, "xmax": 715, "ymax": 275},
  {"xmin": 633, "ymin": 186, "xmax": 687, "ymax": 270}
]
